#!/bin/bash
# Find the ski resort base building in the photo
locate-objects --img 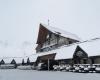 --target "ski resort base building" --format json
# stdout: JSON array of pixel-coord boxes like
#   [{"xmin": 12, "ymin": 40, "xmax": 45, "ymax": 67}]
[
  {"xmin": 29, "ymin": 23, "xmax": 100, "ymax": 70},
  {"xmin": 1, "ymin": 23, "xmax": 100, "ymax": 70}
]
